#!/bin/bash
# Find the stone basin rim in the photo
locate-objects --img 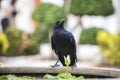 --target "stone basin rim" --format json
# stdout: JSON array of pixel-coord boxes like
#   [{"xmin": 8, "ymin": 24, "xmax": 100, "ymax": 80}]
[{"xmin": 0, "ymin": 67, "xmax": 120, "ymax": 78}]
